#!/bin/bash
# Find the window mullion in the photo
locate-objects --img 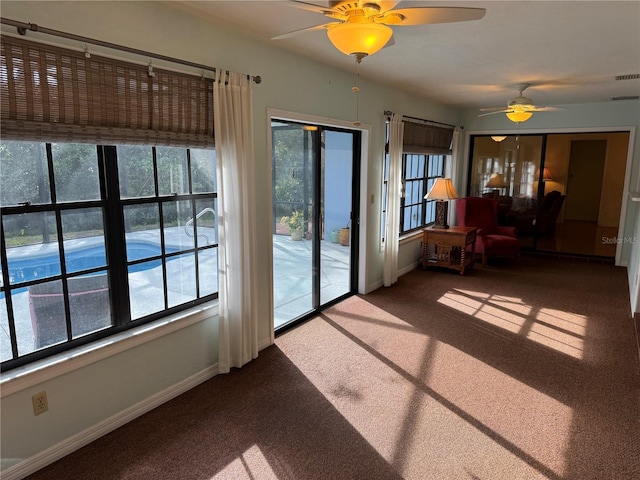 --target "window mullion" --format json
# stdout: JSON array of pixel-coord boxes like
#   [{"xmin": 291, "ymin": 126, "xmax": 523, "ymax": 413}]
[
  {"xmin": 154, "ymin": 147, "xmax": 170, "ymax": 311},
  {"xmin": 188, "ymin": 148, "xmax": 202, "ymax": 297},
  {"xmin": 102, "ymin": 145, "xmax": 131, "ymax": 325},
  {"xmin": 421, "ymin": 176, "xmax": 428, "ymax": 226},
  {"xmin": 45, "ymin": 143, "xmax": 74, "ymax": 343}
]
